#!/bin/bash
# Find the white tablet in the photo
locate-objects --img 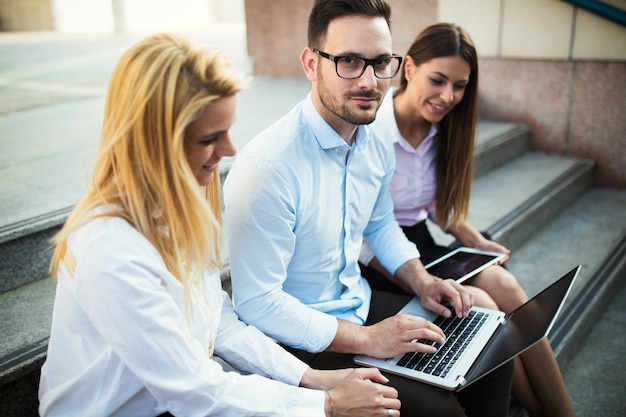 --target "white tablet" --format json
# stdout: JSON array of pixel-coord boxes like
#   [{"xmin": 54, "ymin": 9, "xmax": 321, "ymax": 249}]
[{"xmin": 423, "ymin": 247, "xmax": 506, "ymax": 284}]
